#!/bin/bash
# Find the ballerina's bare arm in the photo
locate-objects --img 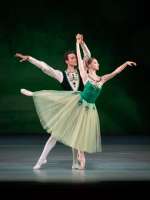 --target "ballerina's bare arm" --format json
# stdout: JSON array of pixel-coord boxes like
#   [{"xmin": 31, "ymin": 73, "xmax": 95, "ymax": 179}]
[
  {"xmin": 15, "ymin": 53, "xmax": 63, "ymax": 83},
  {"xmin": 76, "ymin": 33, "xmax": 91, "ymax": 60},
  {"xmin": 100, "ymin": 61, "xmax": 137, "ymax": 84},
  {"xmin": 81, "ymin": 41, "xmax": 91, "ymax": 60},
  {"xmin": 76, "ymin": 42, "xmax": 88, "ymax": 84}
]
